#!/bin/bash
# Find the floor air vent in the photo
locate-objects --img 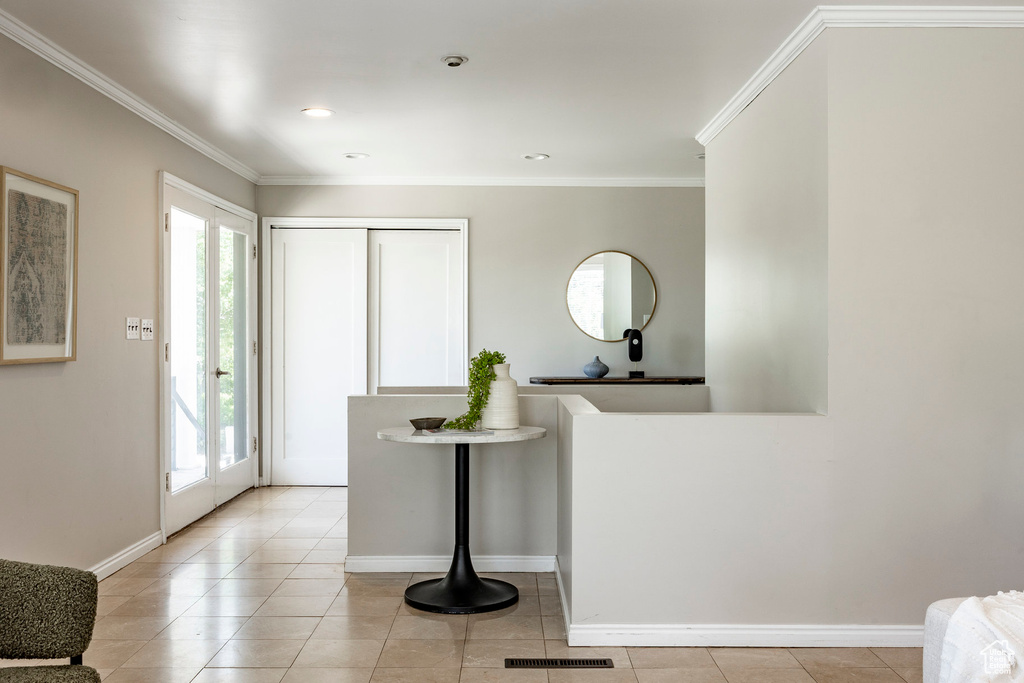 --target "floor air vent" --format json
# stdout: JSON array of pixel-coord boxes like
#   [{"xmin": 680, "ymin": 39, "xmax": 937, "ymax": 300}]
[{"xmin": 505, "ymin": 658, "xmax": 614, "ymax": 669}]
